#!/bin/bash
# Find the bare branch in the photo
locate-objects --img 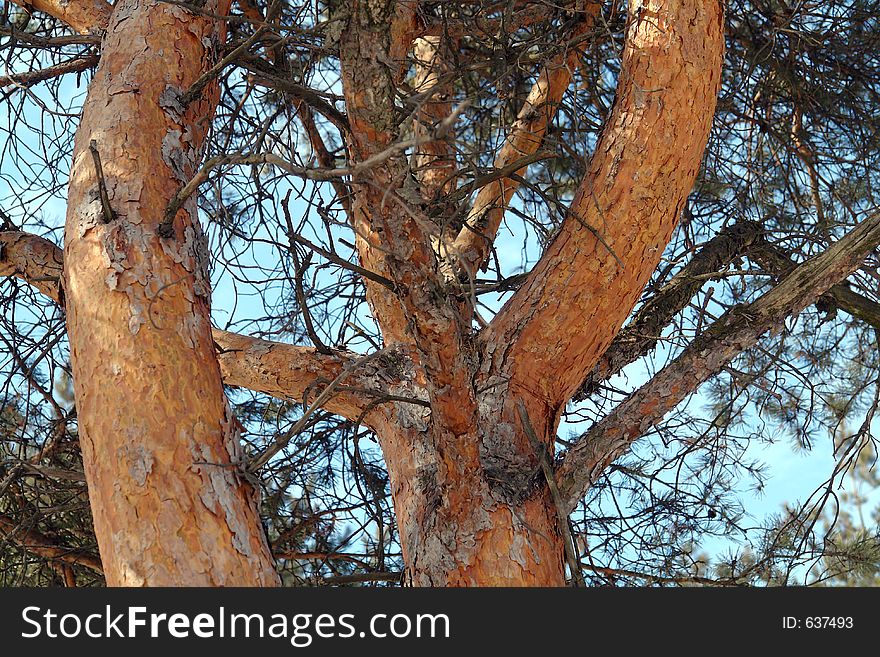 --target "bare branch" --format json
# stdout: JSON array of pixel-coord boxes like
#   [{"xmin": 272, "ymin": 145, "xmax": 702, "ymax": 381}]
[
  {"xmin": 0, "ymin": 55, "xmax": 99, "ymax": 89},
  {"xmin": 0, "ymin": 513, "xmax": 103, "ymax": 574},
  {"xmin": 750, "ymin": 240, "xmax": 880, "ymax": 330},
  {"xmin": 8, "ymin": 0, "xmax": 112, "ymax": 35},
  {"xmin": 556, "ymin": 212, "xmax": 880, "ymax": 513},
  {"xmin": 451, "ymin": 9, "xmax": 599, "ymax": 272},
  {"xmin": 576, "ymin": 220, "xmax": 766, "ymax": 400}
]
